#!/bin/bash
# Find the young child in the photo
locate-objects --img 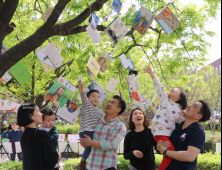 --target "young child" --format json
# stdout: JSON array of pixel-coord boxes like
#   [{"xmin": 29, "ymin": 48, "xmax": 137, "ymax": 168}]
[
  {"xmin": 77, "ymin": 80, "xmax": 104, "ymax": 170},
  {"xmin": 39, "ymin": 108, "xmax": 59, "ymax": 170},
  {"xmin": 143, "ymin": 65, "xmax": 187, "ymax": 170}
]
